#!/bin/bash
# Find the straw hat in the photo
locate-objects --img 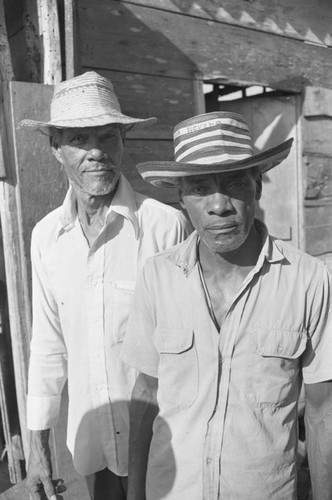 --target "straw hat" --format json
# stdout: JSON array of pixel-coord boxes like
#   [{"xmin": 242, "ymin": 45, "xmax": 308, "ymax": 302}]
[
  {"xmin": 137, "ymin": 112, "xmax": 293, "ymax": 187},
  {"xmin": 19, "ymin": 71, "xmax": 157, "ymax": 133}
]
